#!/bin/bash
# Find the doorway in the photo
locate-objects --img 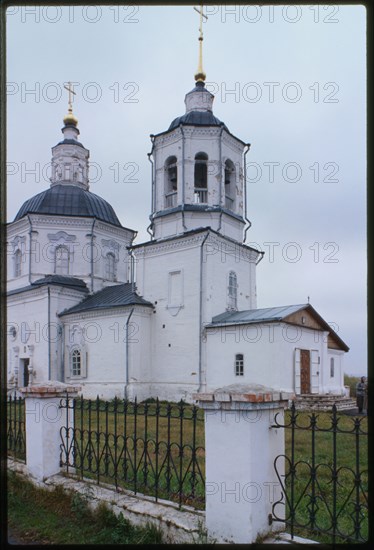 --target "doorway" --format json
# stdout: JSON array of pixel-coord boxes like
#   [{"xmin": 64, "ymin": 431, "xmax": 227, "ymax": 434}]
[{"xmin": 300, "ymin": 350, "xmax": 311, "ymax": 394}]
